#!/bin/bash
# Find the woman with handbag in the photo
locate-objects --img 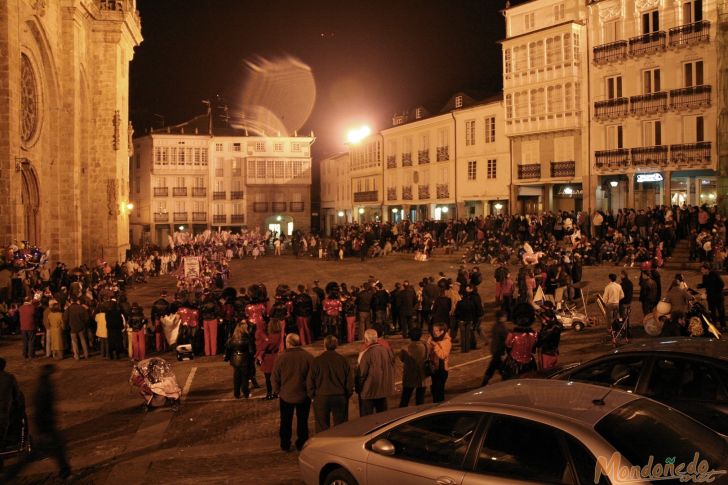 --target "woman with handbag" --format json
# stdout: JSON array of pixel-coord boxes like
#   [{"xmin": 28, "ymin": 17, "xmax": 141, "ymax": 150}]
[
  {"xmin": 256, "ymin": 318, "xmax": 282, "ymax": 400},
  {"xmin": 225, "ymin": 321, "xmax": 253, "ymax": 399},
  {"xmin": 398, "ymin": 328, "xmax": 428, "ymax": 407}
]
